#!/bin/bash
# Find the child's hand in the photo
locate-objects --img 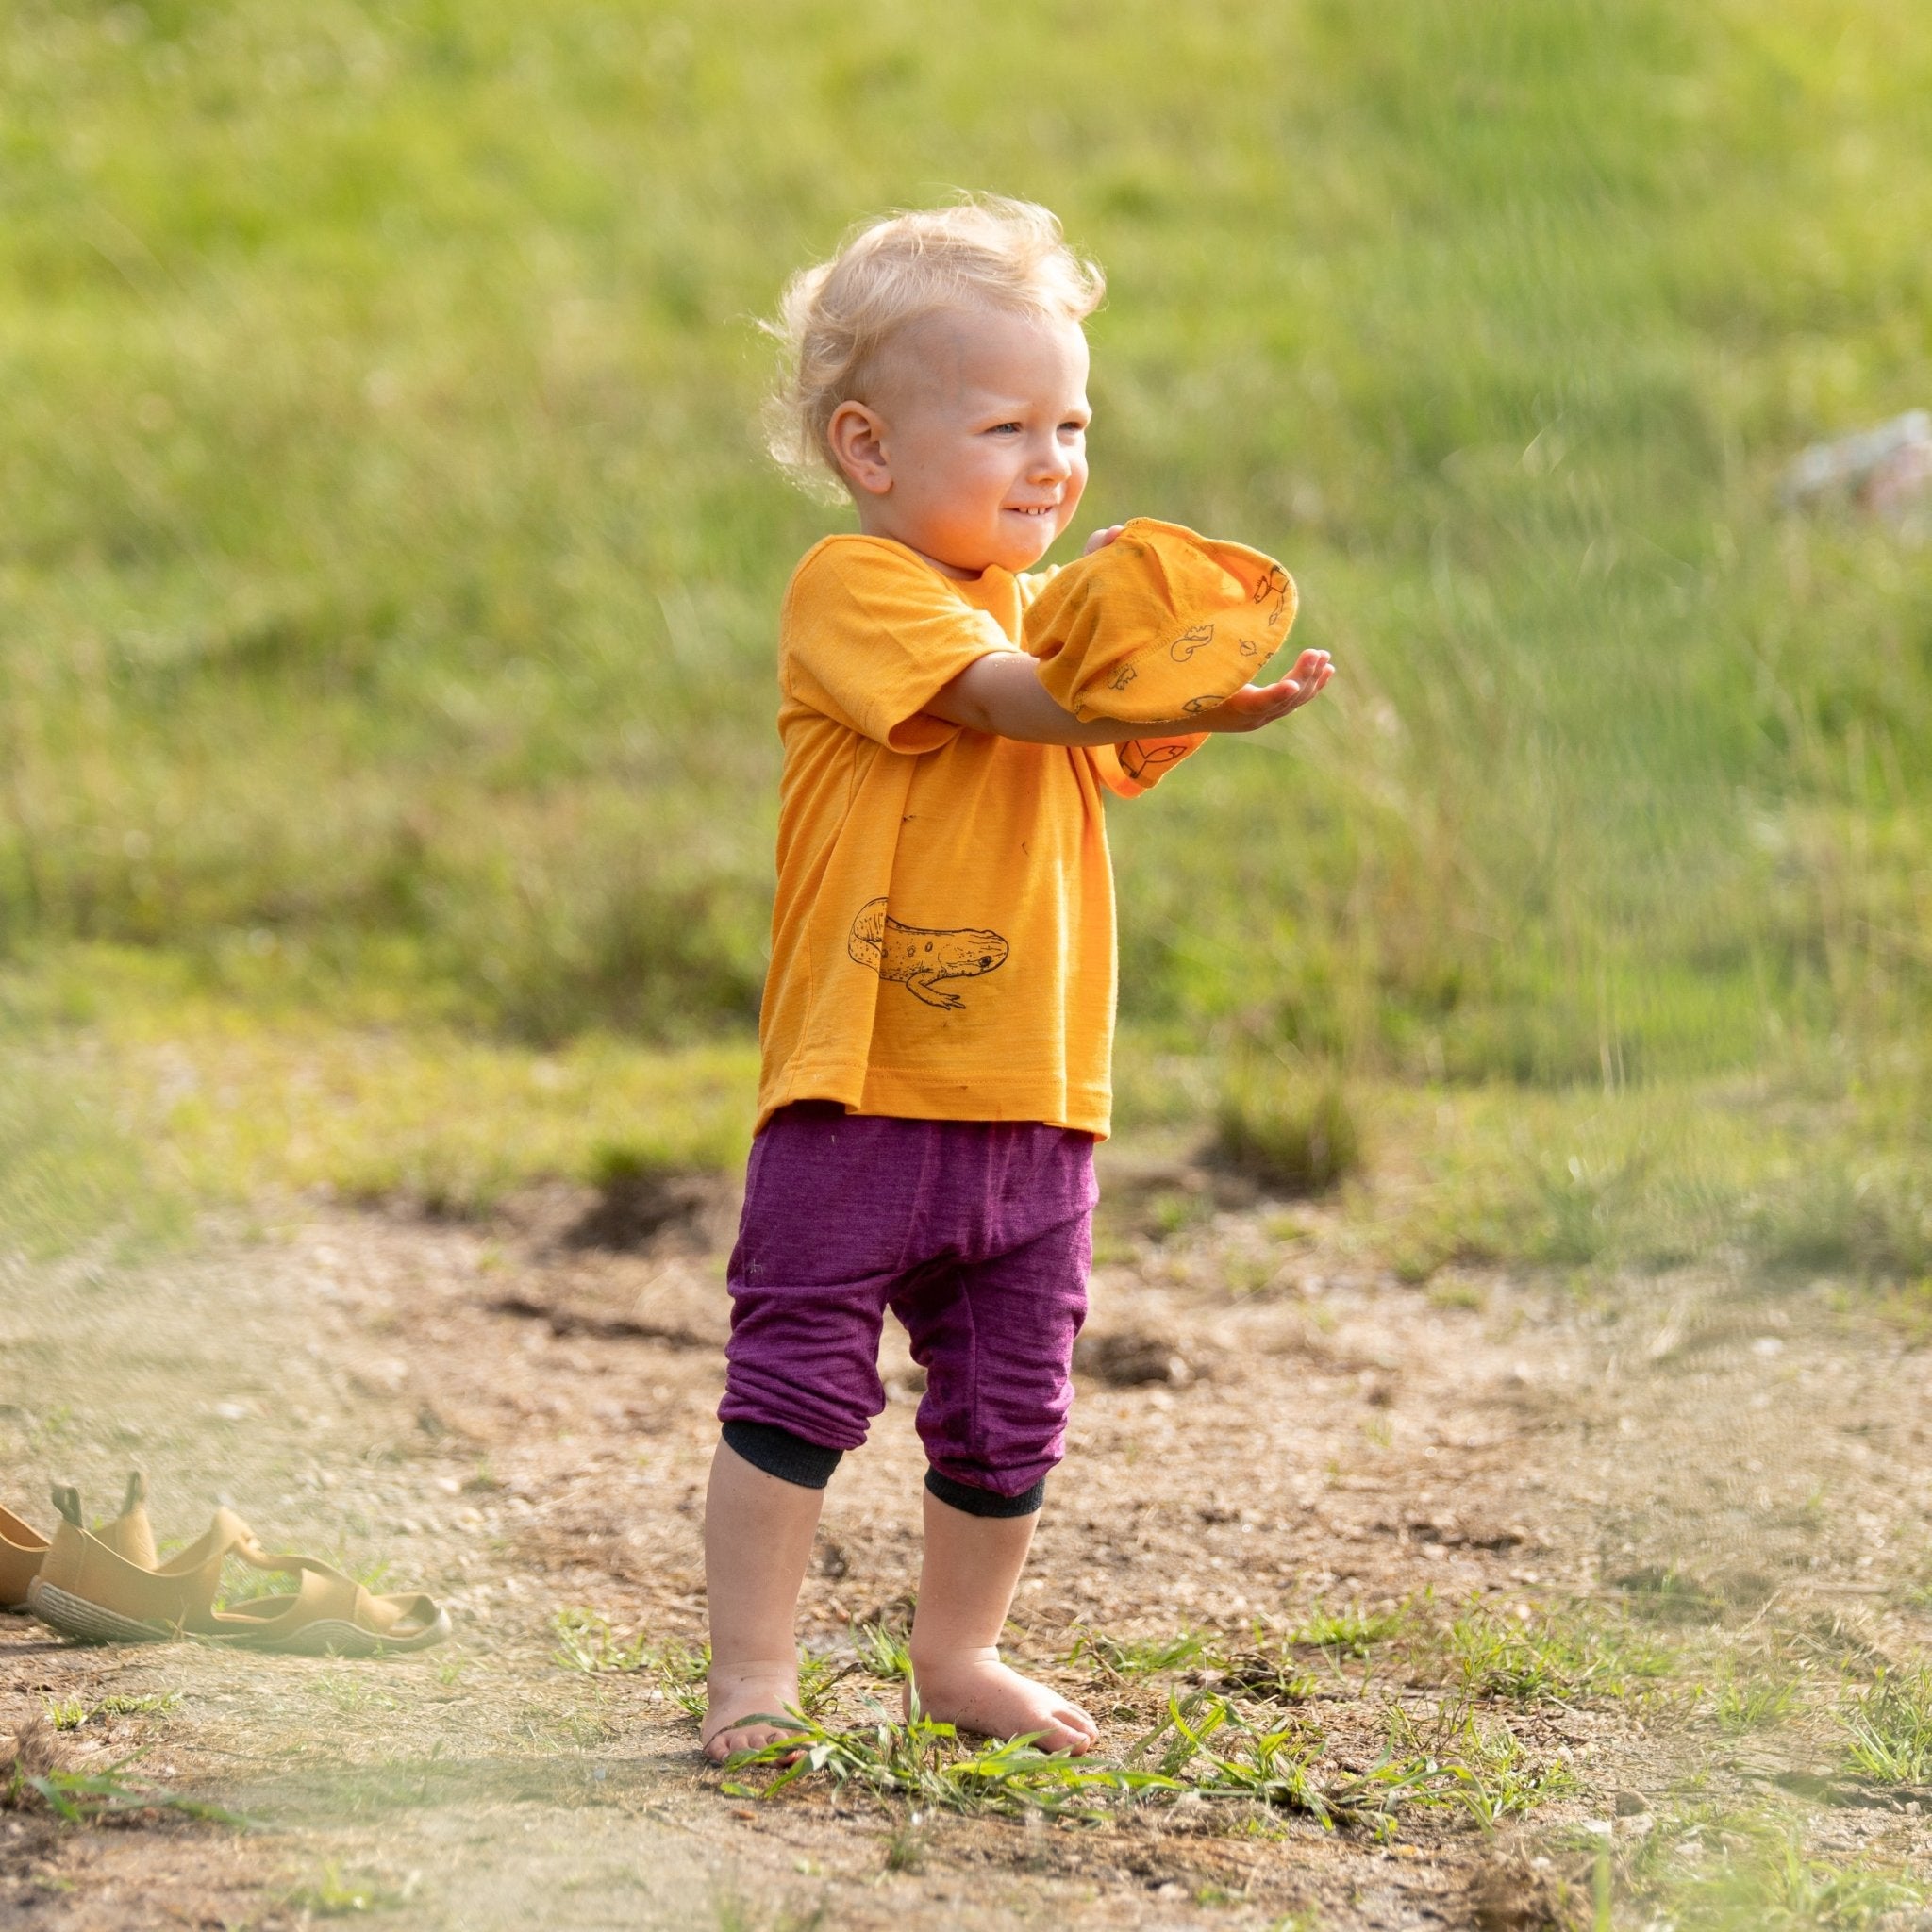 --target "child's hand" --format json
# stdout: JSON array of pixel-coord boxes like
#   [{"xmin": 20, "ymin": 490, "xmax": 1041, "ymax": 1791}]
[
  {"xmin": 1081, "ymin": 525, "xmax": 1125, "ymax": 556},
  {"xmin": 1188, "ymin": 649, "xmax": 1335, "ymax": 733}
]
